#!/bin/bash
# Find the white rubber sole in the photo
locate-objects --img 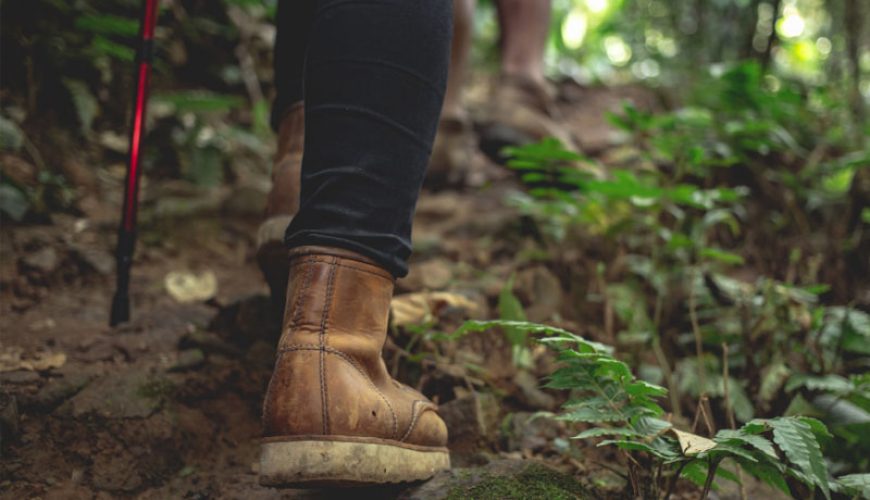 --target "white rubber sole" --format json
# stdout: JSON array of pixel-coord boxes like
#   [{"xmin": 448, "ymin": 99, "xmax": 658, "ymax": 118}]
[{"xmin": 259, "ymin": 436, "xmax": 451, "ymax": 487}]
